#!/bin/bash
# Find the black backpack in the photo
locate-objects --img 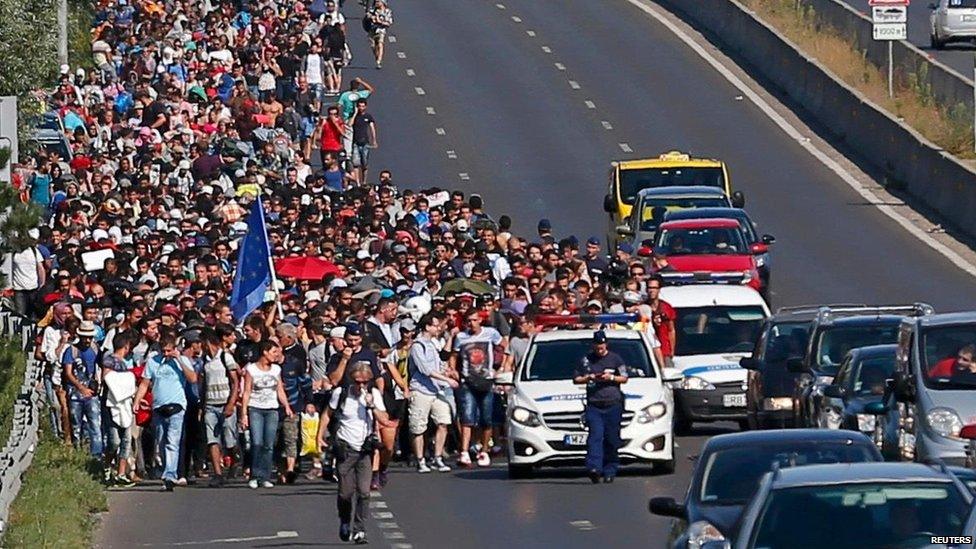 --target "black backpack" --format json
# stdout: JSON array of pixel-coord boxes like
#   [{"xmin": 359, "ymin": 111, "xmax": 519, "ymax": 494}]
[{"xmin": 362, "ymin": 14, "xmax": 375, "ymax": 33}]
